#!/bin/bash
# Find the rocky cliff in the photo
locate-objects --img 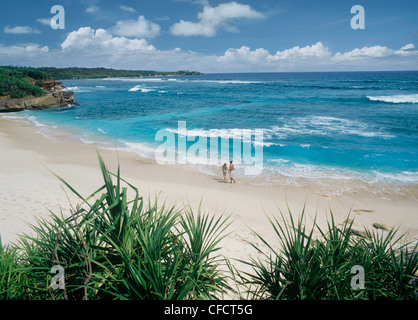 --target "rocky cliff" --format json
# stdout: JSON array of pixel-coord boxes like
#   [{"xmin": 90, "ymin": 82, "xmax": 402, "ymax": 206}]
[{"xmin": 0, "ymin": 80, "xmax": 75, "ymax": 112}]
